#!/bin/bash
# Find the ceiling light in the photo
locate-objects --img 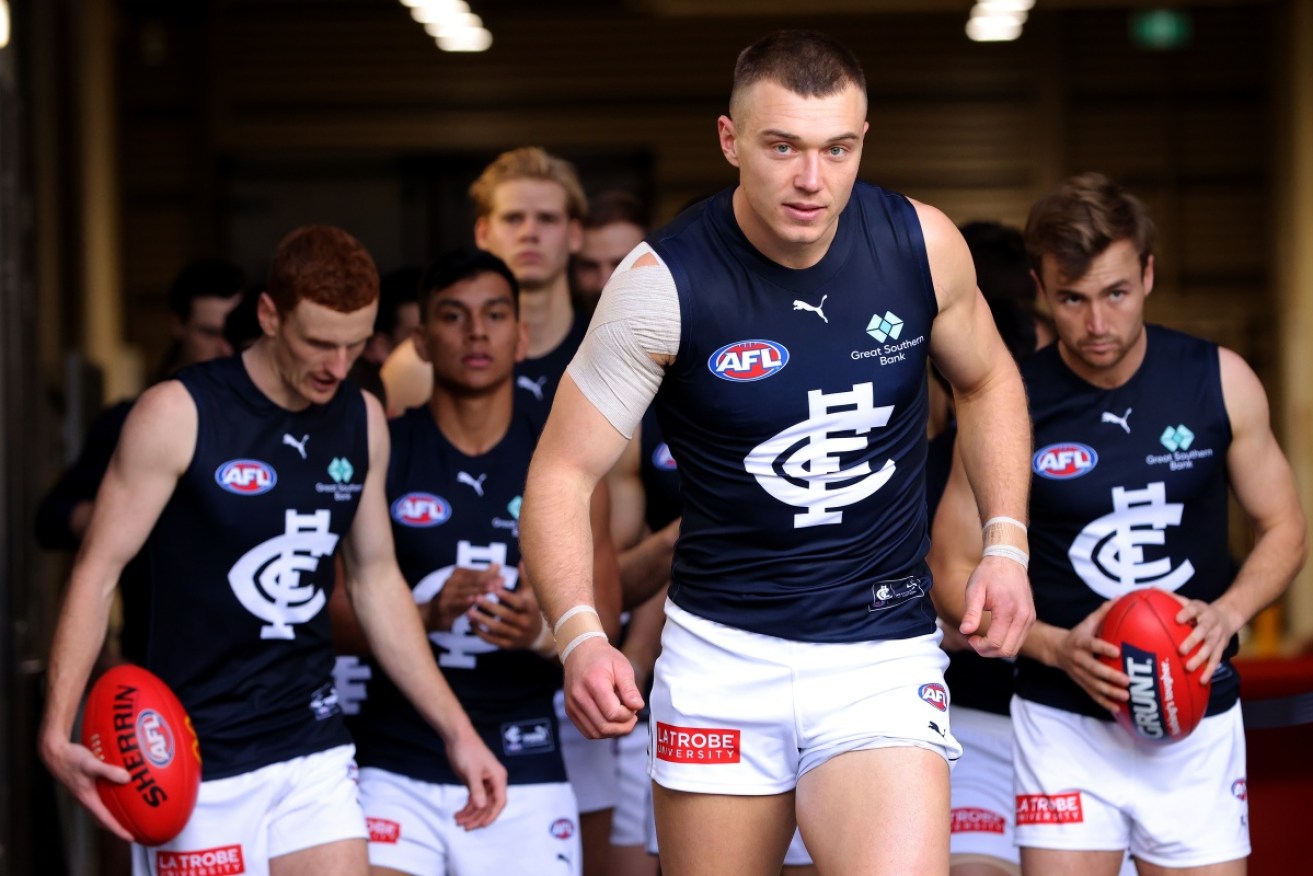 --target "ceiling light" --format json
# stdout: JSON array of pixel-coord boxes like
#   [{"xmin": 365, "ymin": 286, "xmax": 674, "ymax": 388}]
[{"xmin": 437, "ymin": 27, "xmax": 493, "ymax": 53}]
